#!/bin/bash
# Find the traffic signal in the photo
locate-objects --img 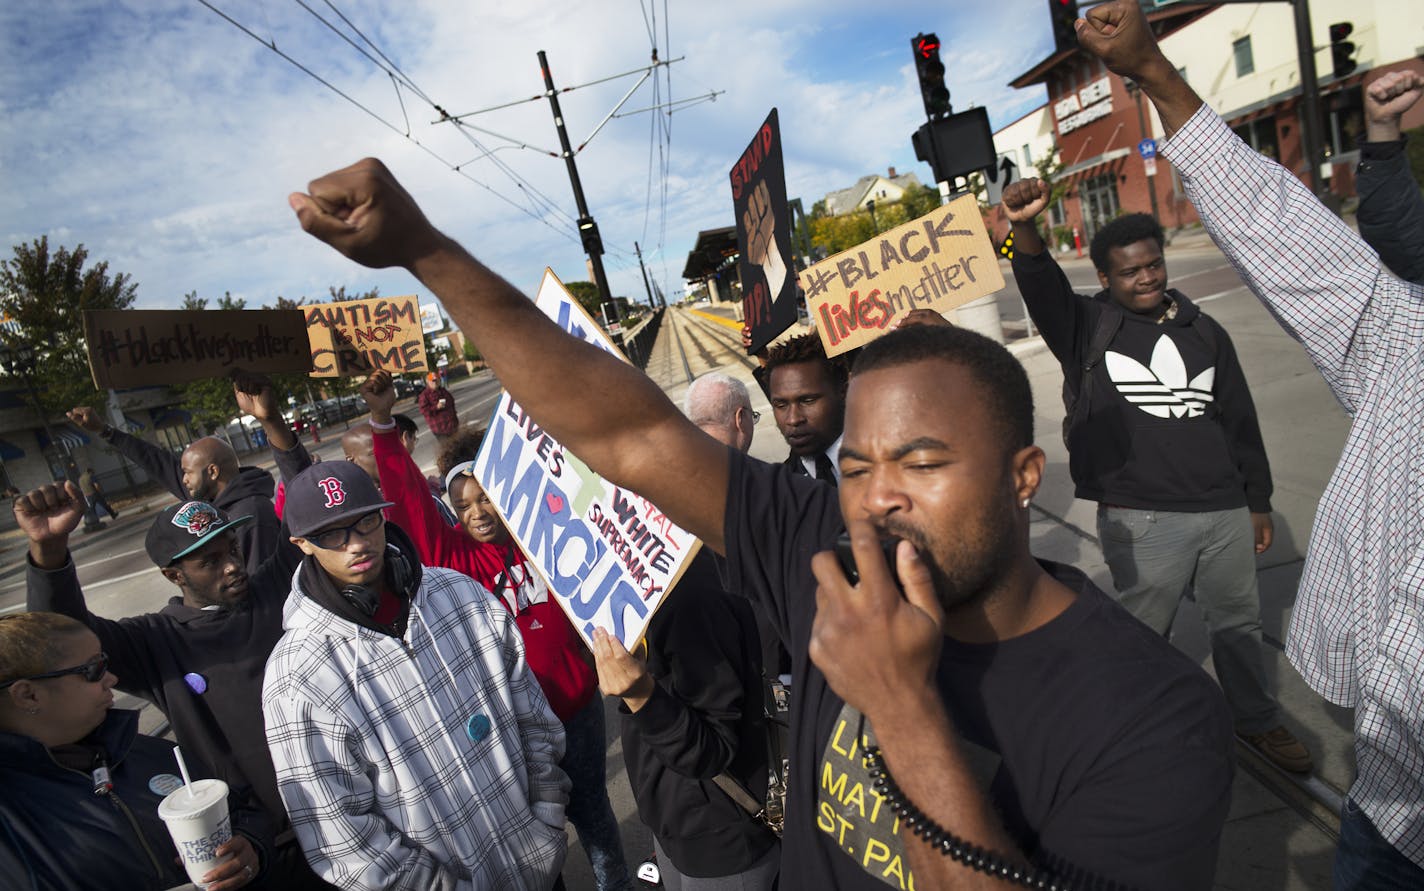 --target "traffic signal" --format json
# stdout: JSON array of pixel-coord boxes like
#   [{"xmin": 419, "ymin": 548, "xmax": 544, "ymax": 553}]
[
  {"xmin": 912, "ymin": 33, "xmax": 951, "ymax": 120},
  {"xmin": 1328, "ymin": 22, "xmax": 1357, "ymax": 80},
  {"xmin": 1049, "ymin": 0, "xmax": 1080, "ymax": 53}
]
